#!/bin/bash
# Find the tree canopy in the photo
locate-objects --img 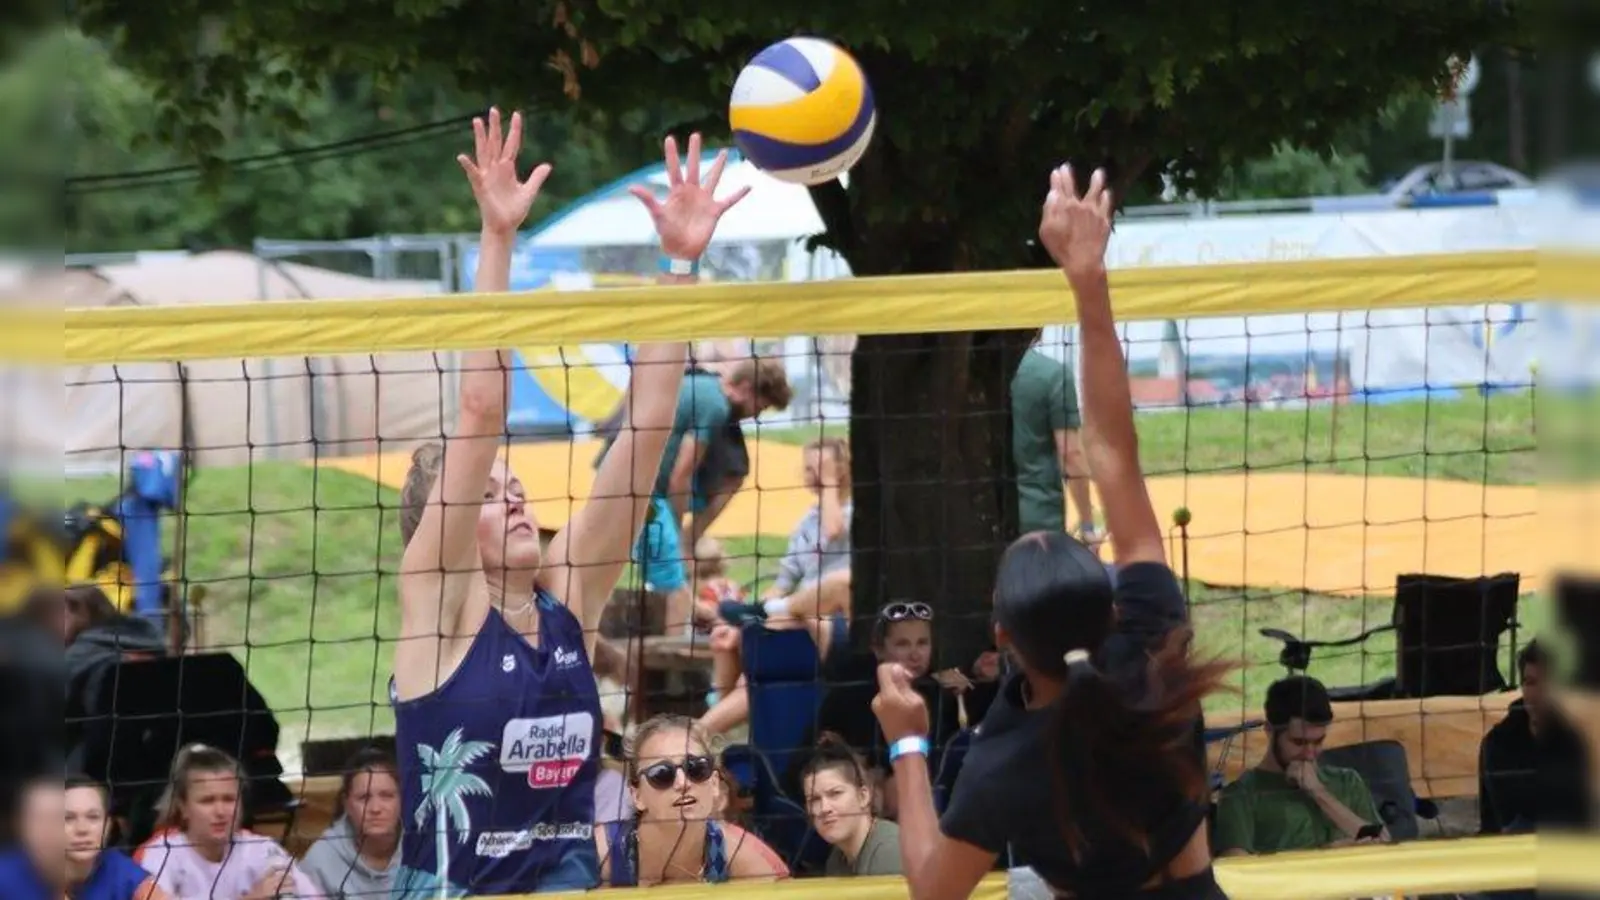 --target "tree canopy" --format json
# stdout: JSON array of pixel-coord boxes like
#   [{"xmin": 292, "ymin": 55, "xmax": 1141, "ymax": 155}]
[
  {"xmin": 13, "ymin": 30, "xmax": 634, "ymax": 253},
  {"xmin": 68, "ymin": 1, "xmax": 1524, "ymax": 663},
  {"xmin": 74, "ymin": 1, "xmax": 1520, "ymax": 267}
]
